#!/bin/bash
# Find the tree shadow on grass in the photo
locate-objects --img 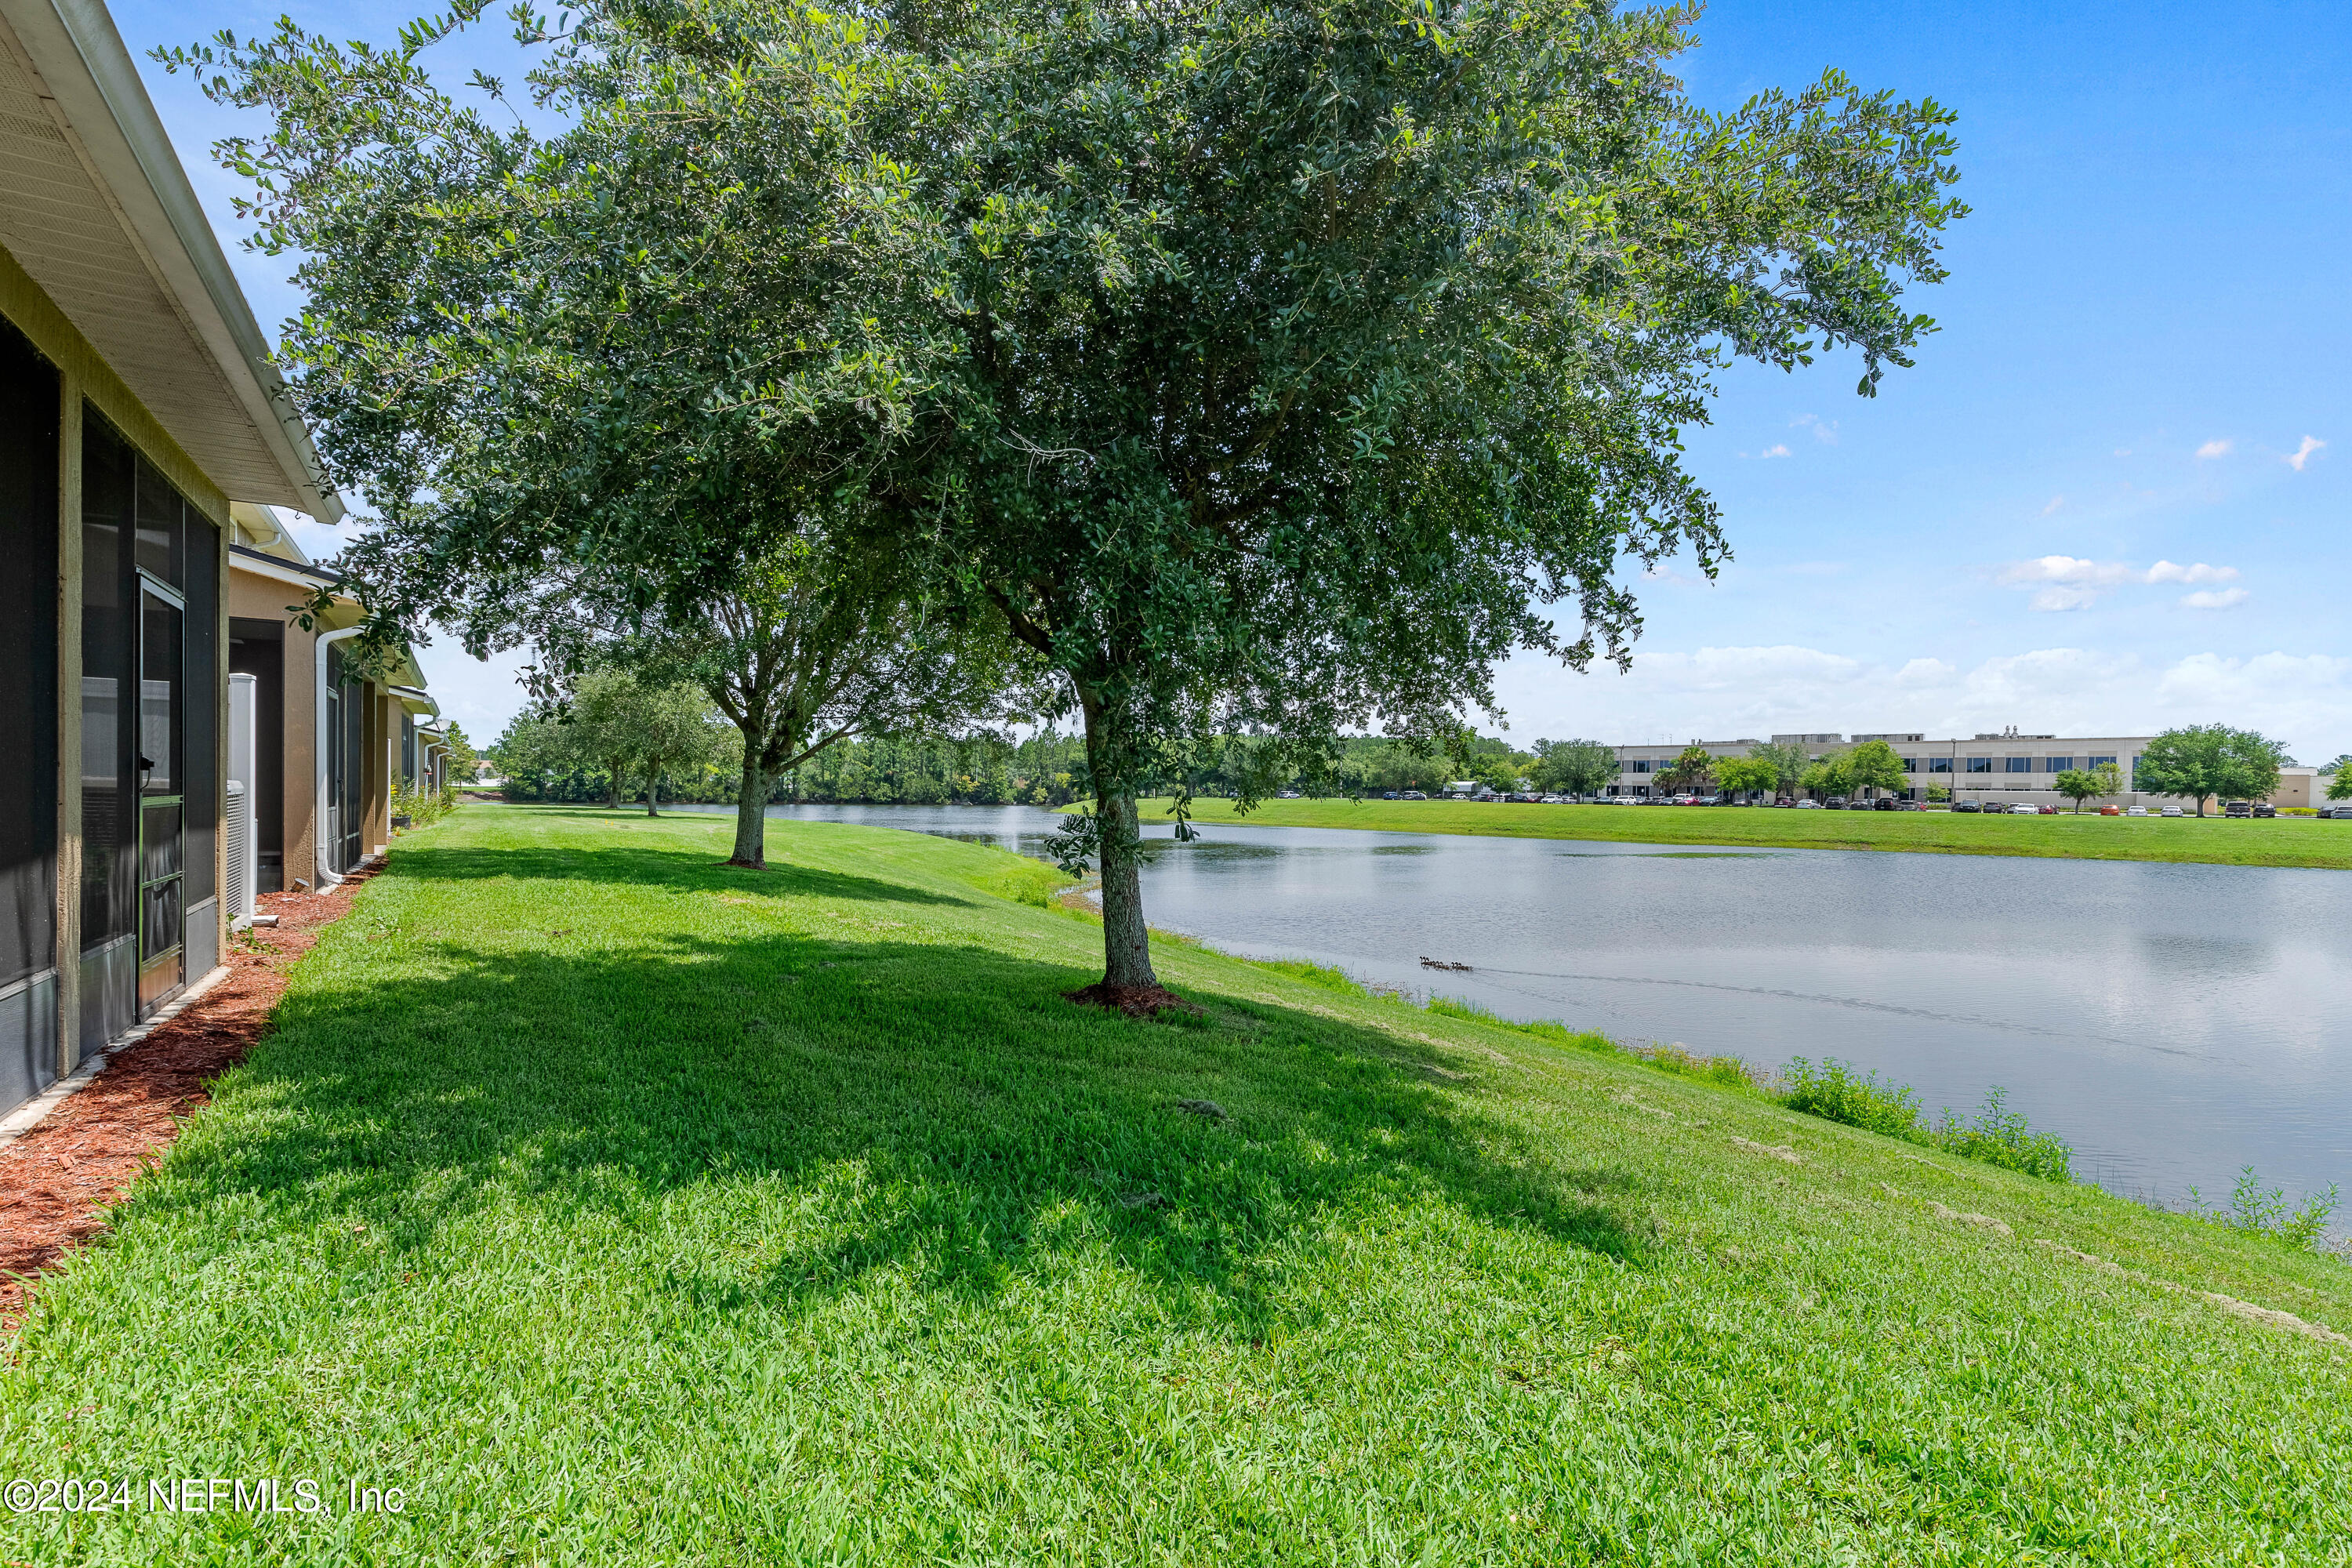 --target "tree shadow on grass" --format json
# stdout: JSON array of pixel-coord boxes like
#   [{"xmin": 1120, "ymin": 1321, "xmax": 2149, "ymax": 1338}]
[
  {"xmin": 394, "ymin": 839, "xmax": 966, "ymax": 907},
  {"xmin": 125, "ymin": 921, "xmax": 1646, "ymax": 1345}
]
